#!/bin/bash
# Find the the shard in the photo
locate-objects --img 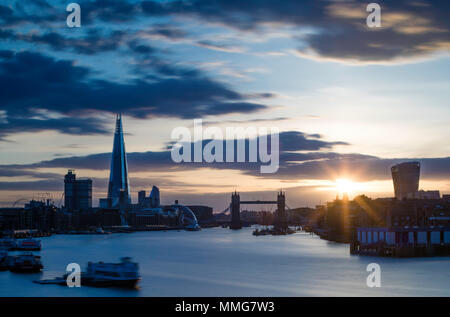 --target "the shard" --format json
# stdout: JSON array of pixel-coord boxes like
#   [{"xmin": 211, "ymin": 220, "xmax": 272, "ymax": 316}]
[{"xmin": 107, "ymin": 114, "xmax": 131, "ymax": 207}]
